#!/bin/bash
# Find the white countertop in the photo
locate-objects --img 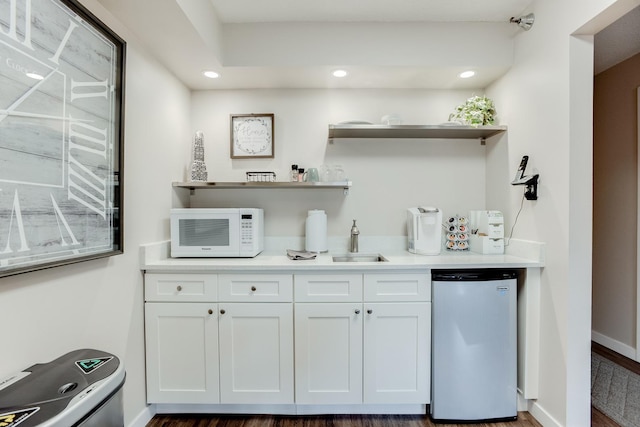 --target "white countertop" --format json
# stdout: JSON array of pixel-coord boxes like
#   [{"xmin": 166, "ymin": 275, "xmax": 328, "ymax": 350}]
[{"xmin": 140, "ymin": 238, "xmax": 544, "ymax": 273}]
